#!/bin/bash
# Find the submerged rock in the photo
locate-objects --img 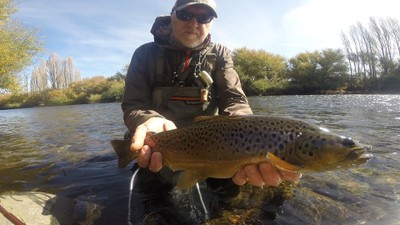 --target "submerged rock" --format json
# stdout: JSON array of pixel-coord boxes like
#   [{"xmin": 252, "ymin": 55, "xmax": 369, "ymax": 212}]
[{"xmin": 0, "ymin": 191, "xmax": 103, "ymax": 225}]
